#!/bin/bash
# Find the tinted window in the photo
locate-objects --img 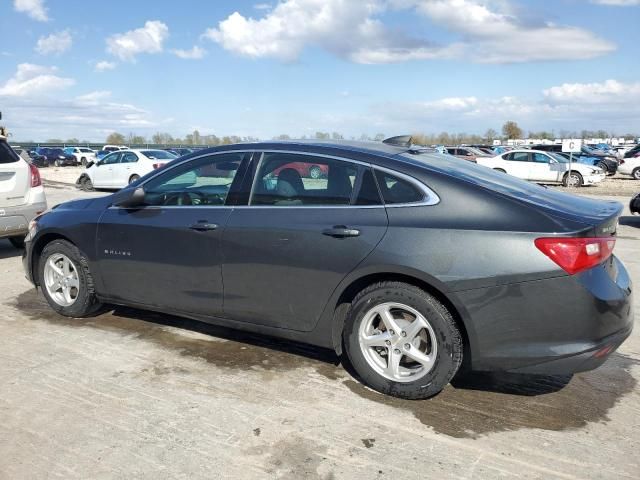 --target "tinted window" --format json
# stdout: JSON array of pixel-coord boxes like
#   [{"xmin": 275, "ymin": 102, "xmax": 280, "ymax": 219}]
[
  {"xmin": 374, "ymin": 170, "xmax": 424, "ymax": 205},
  {"xmin": 532, "ymin": 153, "xmax": 549, "ymax": 164},
  {"xmin": 251, "ymin": 153, "xmax": 357, "ymax": 206},
  {"xmin": 141, "ymin": 150, "xmax": 176, "ymax": 160},
  {"xmin": 121, "ymin": 152, "xmax": 138, "ymax": 164},
  {"xmin": 102, "ymin": 153, "xmax": 121, "ymax": 165},
  {"xmin": 142, "ymin": 153, "xmax": 246, "ymax": 207},
  {"xmin": 0, "ymin": 142, "xmax": 19, "ymax": 164},
  {"xmin": 507, "ymin": 152, "xmax": 529, "ymax": 162},
  {"xmin": 355, "ymin": 168, "xmax": 382, "ymax": 205}
]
